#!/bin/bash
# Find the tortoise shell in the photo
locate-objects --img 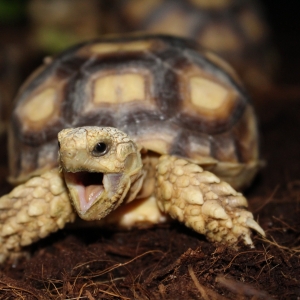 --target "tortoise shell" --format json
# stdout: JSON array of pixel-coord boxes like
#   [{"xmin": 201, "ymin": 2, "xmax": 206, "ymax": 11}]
[
  {"xmin": 9, "ymin": 35, "xmax": 259, "ymax": 185},
  {"xmin": 104, "ymin": 0, "xmax": 276, "ymax": 87}
]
